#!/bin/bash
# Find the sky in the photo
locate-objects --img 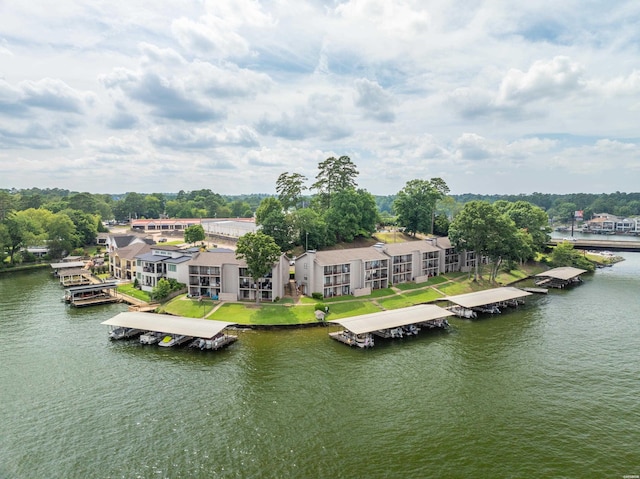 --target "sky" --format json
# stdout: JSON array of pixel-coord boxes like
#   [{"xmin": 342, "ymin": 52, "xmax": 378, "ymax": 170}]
[{"xmin": 1, "ymin": 0, "xmax": 640, "ymax": 196}]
